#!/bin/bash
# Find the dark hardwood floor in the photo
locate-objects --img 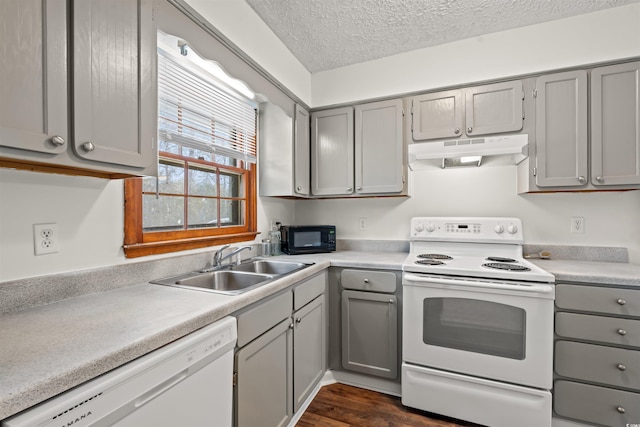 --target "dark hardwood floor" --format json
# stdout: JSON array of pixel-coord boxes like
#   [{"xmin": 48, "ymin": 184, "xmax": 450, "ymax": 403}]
[{"xmin": 296, "ymin": 383, "xmax": 484, "ymax": 427}]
